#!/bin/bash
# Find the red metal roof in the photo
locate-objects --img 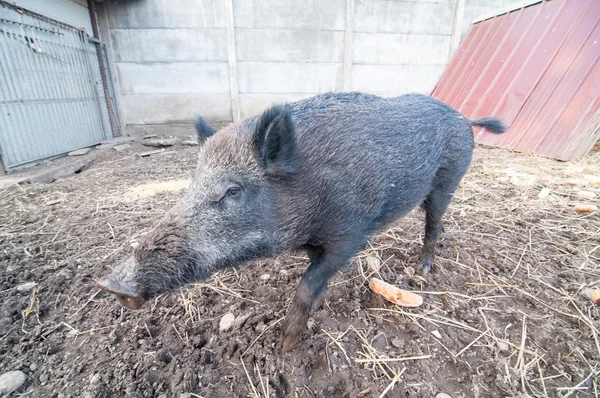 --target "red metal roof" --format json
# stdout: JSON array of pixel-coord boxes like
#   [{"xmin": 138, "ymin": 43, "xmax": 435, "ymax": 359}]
[{"xmin": 432, "ymin": 0, "xmax": 600, "ymax": 161}]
